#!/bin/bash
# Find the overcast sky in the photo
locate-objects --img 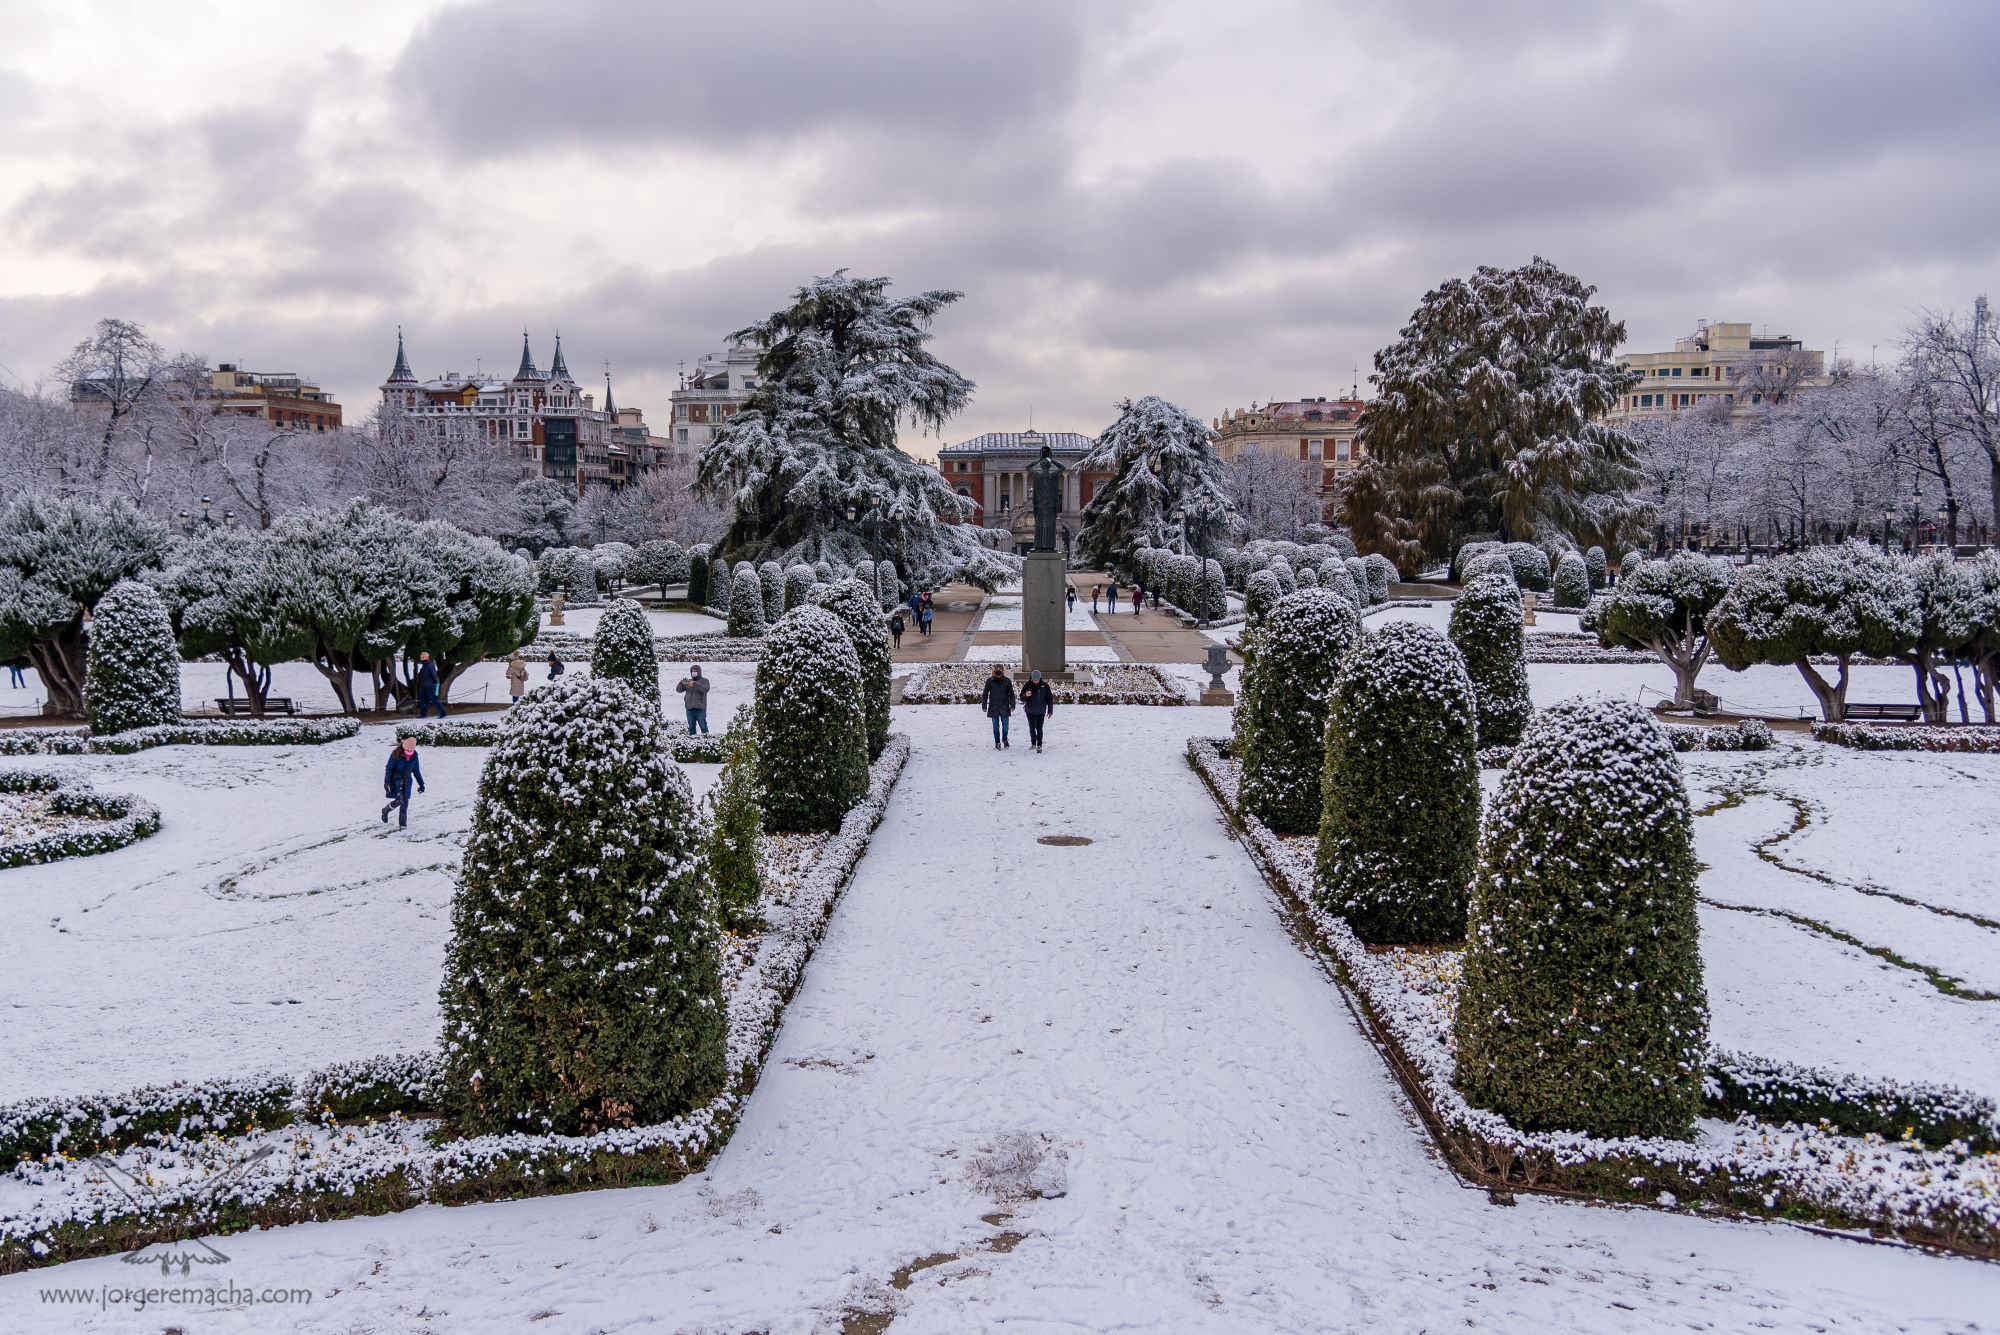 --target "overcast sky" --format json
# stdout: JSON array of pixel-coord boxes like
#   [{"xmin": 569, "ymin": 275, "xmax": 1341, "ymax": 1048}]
[{"xmin": 2, "ymin": 0, "xmax": 1996, "ymax": 455}]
